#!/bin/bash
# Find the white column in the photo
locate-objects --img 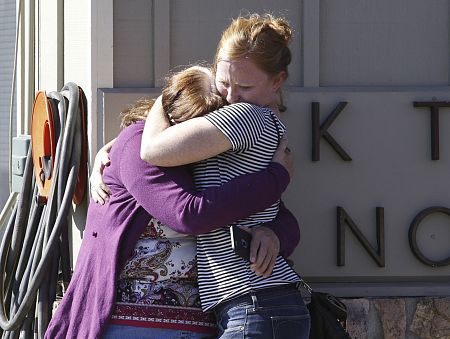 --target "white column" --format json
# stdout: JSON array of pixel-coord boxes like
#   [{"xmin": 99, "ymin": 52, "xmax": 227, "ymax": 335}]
[
  {"xmin": 302, "ymin": 0, "xmax": 320, "ymax": 87},
  {"xmin": 16, "ymin": 0, "xmax": 35, "ymax": 135},
  {"xmin": 153, "ymin": 0, "xmax": 170, "ymax": 87},
  {"xmin": 38, "ymin": 0, "xmax": 64, "ymax": 92},
  {"xmin": 63, "ymin": 0, "xmax": 114, "ymax": 263}
]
